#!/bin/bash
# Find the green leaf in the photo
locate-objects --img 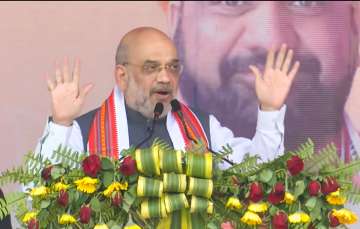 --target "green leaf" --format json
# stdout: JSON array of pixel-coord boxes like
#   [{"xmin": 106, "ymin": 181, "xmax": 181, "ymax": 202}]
[
  {"xmin": 248, "ymin": 175, "xmax": 257, "ymax": 182},
  {"xmin": 269, "ymin": 205, "xmax": 279, "ymax": 216},
  {"xmin": 294, "ymin": 180, "xmax": 305, "ymax": 198},
  {"xmin": 123, "ymin": 186, "xmax": 137, "ymax": 213},
  {"xmin": 101, "ymin": 158, "xmax": 114, "ymax": 171},
  {"xmin": 103, "ymin": 171, "xmax": 114, "ymax": 187},
  {"xmin": 207, "ymin": 222, "xmax": 218, "ymax": 229},
  {"xmin": 316, "ymin": 224, "xmax": 328, "ymax": 229},
  {"xmin": 40, "ymin": 200, "xmax": 51, "ymax": 209},
  {"xmin": 305, "ymin": 197, "xmax": 317, "ymax": 211},
  {"xmin": 50, "ymin": 167, "xmax": 65, "ymax": 180},
  {"xmin": 259, "ymin": 169, "xmax": 273, "ymax": 184},
  {"xmin": 110, "ymin": 226, "xmax": 122, "ymax": 229},
  {"xmin": 90, "ymin": 197, "xmax": 101, "ymax": 212}
]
